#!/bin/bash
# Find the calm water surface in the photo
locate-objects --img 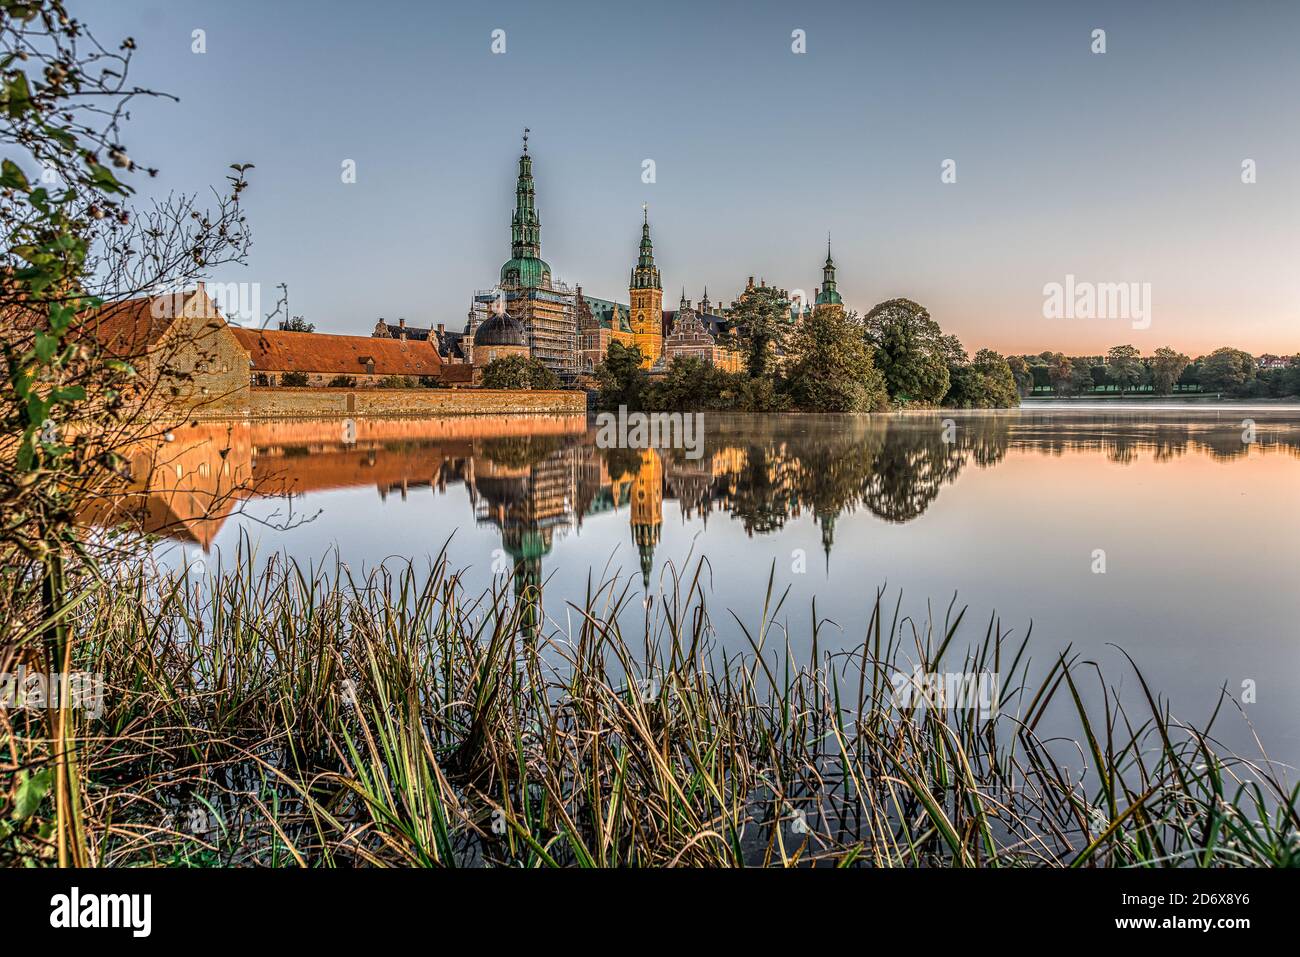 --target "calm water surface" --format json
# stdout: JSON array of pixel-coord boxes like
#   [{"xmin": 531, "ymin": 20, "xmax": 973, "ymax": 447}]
[{"xmin": 125, "ymin": 403, "xmax": 1300, "ymax": 771}]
